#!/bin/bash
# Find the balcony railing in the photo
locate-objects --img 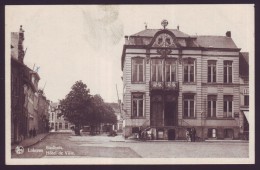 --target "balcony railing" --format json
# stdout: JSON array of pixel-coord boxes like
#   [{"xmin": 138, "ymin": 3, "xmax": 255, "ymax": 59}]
[{"xmin": 150, "ymin": 81, "xmax": 179, "ymax": 91}]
